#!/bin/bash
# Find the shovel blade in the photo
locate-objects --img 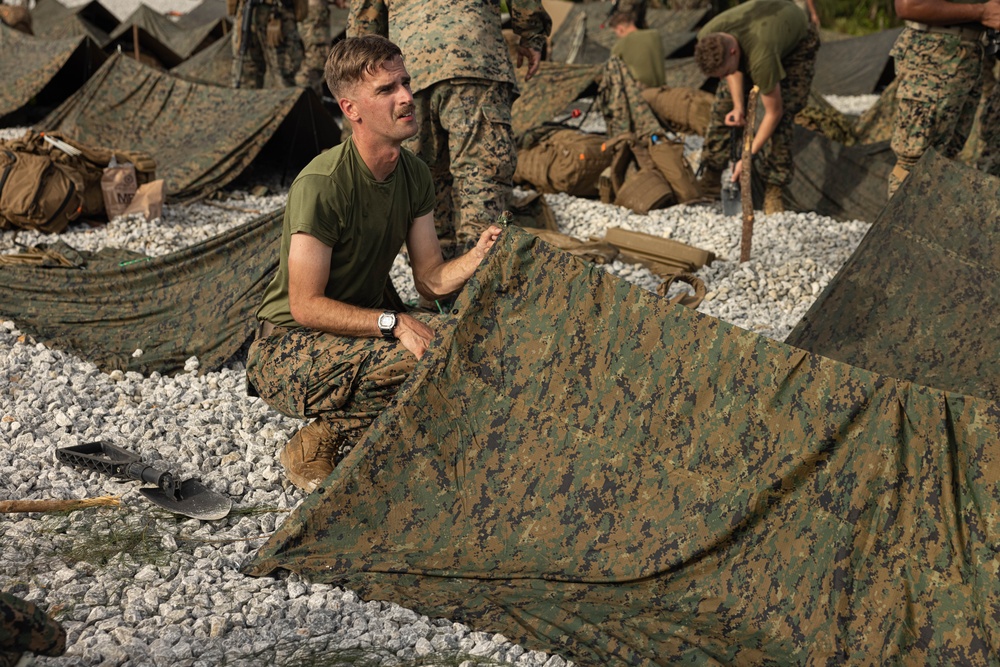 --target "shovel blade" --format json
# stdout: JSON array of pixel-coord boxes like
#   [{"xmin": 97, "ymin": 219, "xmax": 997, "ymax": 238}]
[
  {"xmin": 721, "ymin": 182, "xmax": 741, "ymax": 217},
  {"xmin": 139, "ymin": 478, "xmax": 232, "ymax": 520}
]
